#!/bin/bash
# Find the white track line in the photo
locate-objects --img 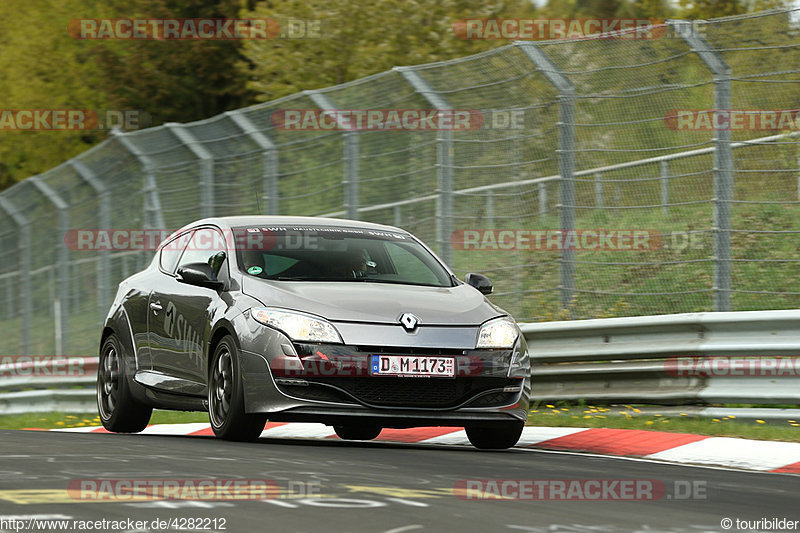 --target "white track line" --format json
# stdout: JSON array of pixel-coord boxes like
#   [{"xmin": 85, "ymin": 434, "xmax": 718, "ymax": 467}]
[{"xmin": 647, "ymin": 437, "xmax": 800, "ymax": 471}]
